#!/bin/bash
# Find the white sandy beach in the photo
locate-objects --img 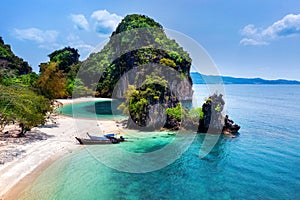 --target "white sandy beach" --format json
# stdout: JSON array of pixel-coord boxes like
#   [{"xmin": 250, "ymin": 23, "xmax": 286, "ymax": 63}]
[{"xmin": 0, "ymin": 99, "xmax": 122, "ymax": 199}]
